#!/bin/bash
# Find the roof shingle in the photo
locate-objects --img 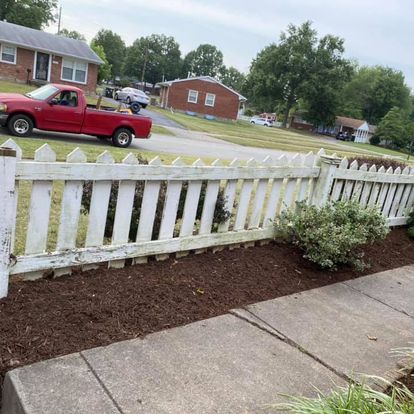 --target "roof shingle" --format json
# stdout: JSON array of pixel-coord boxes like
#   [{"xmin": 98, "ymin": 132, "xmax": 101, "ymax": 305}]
[{"xmin": 0, "ymin": 21, "xmax": 102, "ymax": 64}]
